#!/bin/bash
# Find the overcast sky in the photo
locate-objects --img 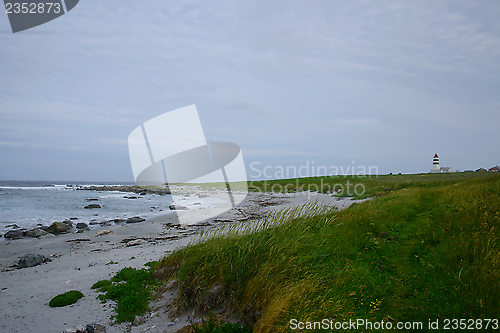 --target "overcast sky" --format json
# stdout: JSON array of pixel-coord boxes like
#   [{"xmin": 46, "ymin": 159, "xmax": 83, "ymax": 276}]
[{"xmin": 1, "ymin": 1, "xmax": 499, "ymax": 181}]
